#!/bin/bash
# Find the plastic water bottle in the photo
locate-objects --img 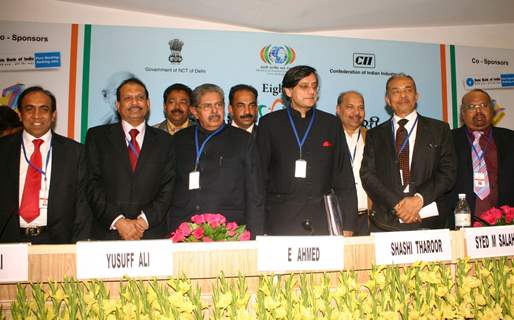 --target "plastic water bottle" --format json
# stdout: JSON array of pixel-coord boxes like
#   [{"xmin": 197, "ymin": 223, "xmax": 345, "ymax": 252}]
[{"xmin": 454, "ymin": 193, "xmax": 471, "ymax": 229}]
